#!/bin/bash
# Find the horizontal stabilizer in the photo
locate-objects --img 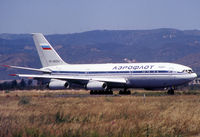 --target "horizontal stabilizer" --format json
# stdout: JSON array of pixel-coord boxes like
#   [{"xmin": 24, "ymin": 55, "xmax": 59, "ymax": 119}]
[{"xmin": 2, "ymin": 65, "xmax": 51, "ymax": 73}]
